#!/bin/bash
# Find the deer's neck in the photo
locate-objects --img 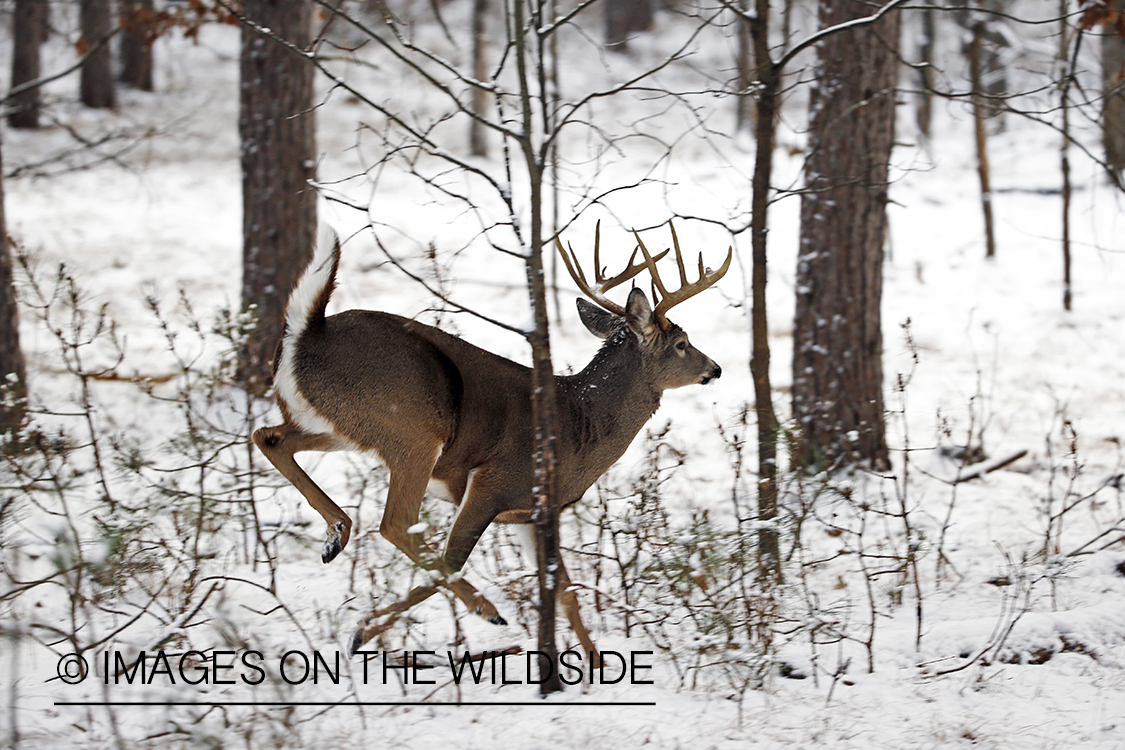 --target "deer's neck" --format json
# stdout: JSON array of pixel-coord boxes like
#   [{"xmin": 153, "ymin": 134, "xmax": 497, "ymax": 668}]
[{"xmin": 557, "ymin": 335, "xmax": 661, "ymax": 463}]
